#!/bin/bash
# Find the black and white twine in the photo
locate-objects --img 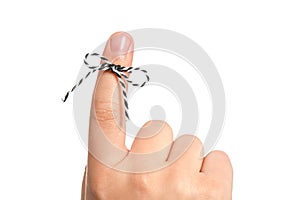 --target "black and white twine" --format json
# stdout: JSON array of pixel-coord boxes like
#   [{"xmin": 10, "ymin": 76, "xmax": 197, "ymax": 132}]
[{"xmin": 62, "ymin": 53, "xmax": 150, "ymax": 120}]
